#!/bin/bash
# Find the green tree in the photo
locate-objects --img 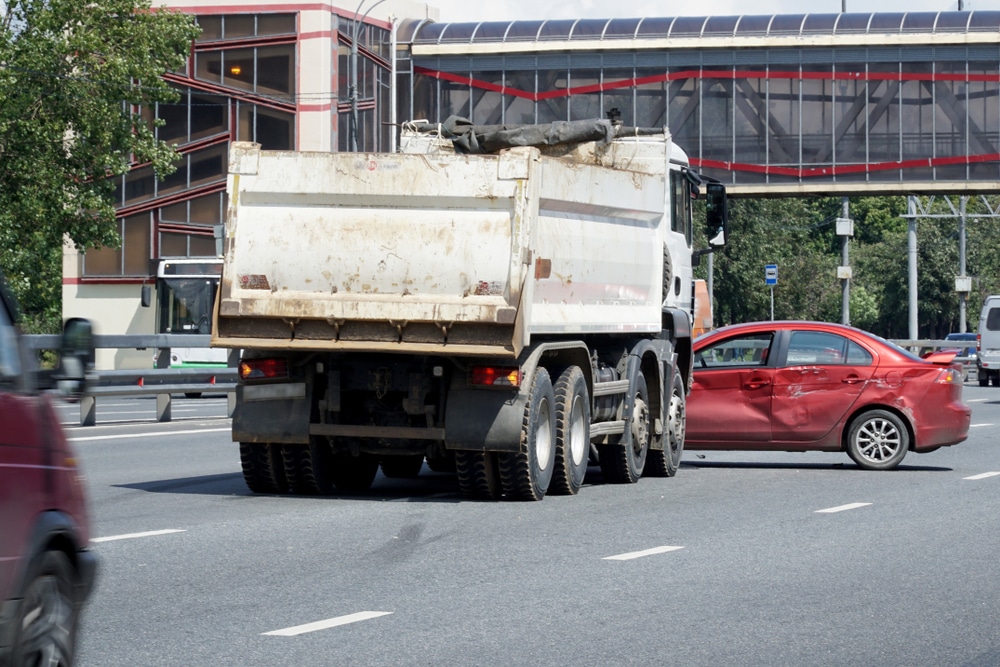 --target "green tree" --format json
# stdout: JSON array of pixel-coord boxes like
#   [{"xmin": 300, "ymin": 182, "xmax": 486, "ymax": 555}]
[{"xmin": 0, "ymin": 0, "xmax": 199, "ymax": 332}]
